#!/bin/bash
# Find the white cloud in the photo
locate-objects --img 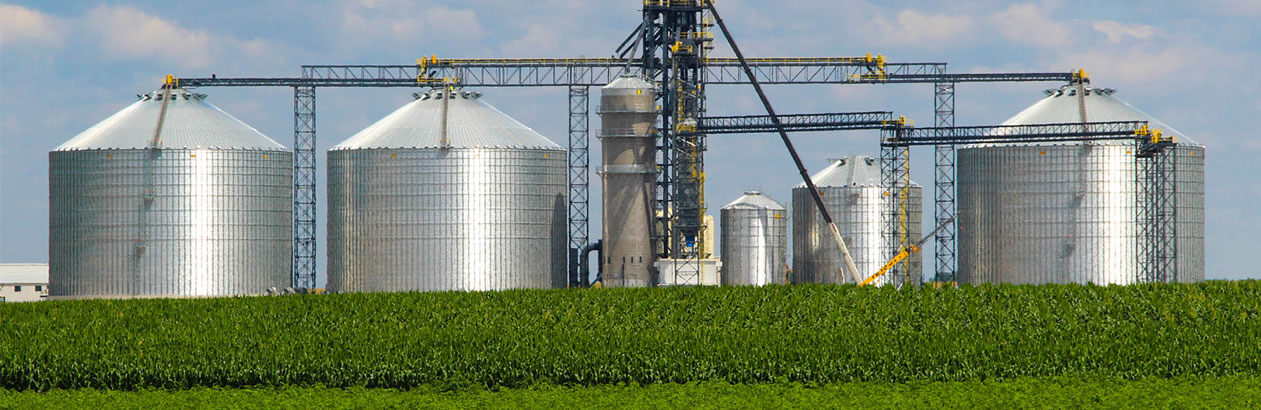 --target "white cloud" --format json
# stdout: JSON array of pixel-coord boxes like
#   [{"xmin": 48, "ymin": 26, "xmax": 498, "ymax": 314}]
[
  {"xmin": 499, "ymin": 24, "xmax": 563, "ymax": 57},
  {"xmin": 0, "ymin": 4, "xmax": 65, "ymax": 47},
  {"xmin": 341, "ymin": 2, "xmax": 484, "ymax": 46},
  {"xmin": 989, "ymin": 3, "xmax": 1073, "ymax": 49},
  {"xmin": 1092, "ymin": 21, "xmax": 1156, "ymax": 43},
  {"xmin": 80, "ymin": 5, "xmax": 281, "ymax": 71},
  {"xmin": 83, "ymin": 6, "xmax": 215, "ymax": 68},
  {"xmin": 1056, "ymin": 46, "xmax": 1204, "ymax": 86},
  {"xmin": 869, "ymin": 9, "xmax": 973, "ymax": 48}
]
